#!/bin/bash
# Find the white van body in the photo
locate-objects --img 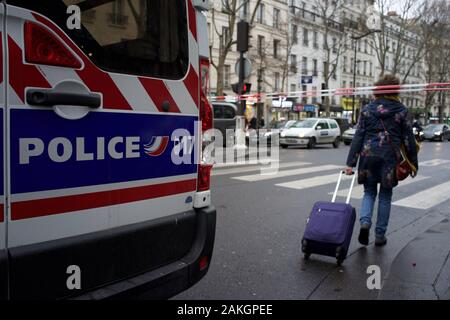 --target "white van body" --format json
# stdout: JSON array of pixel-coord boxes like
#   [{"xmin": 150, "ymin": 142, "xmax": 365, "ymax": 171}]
[{"xmin": 0, "ymin": 0, "xmax": 216, "ymax": 300}]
